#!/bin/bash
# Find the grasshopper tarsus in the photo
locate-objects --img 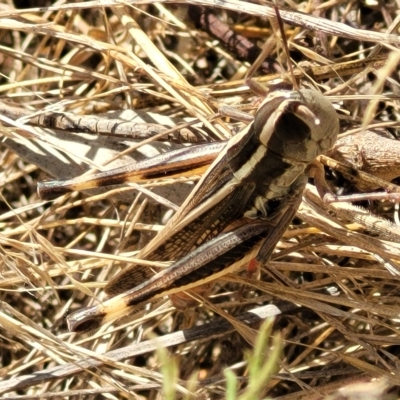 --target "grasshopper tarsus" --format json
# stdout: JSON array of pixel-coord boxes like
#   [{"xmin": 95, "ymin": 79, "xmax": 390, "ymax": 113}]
[
  {"xmin": 67, "ymin": 310, "xmax": 106, "ymax": 333},
  {"xmin": 37, "ymin": 180, "xmax": 73, "ymax": 200}
]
